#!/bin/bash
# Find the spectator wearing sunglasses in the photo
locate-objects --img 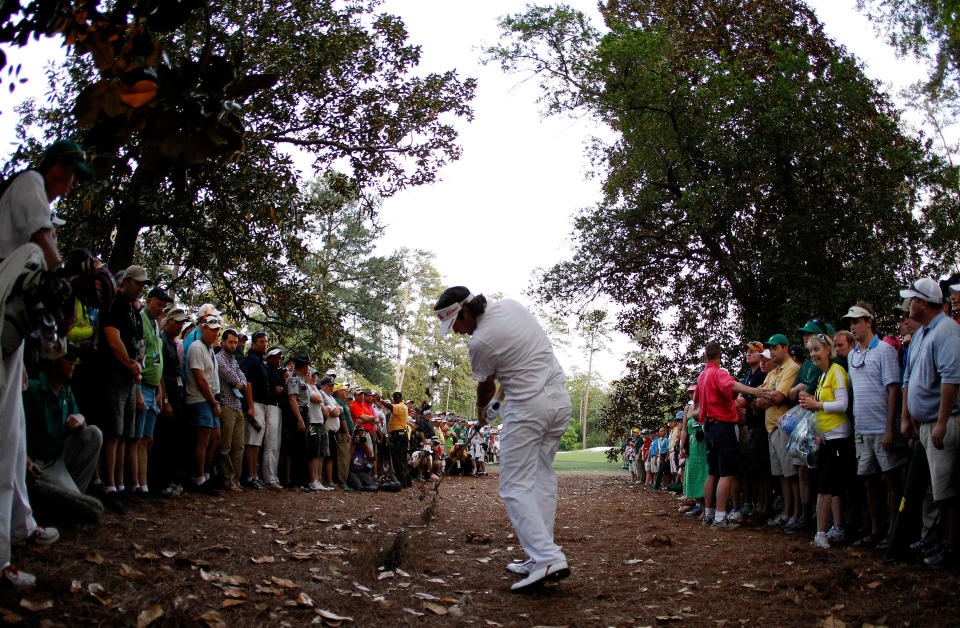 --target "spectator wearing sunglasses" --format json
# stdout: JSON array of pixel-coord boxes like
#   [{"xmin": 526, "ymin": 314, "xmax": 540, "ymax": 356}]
[{"xmin": 843, "ymin": 302, "xmax": 905, "ymax": 548}]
